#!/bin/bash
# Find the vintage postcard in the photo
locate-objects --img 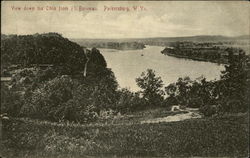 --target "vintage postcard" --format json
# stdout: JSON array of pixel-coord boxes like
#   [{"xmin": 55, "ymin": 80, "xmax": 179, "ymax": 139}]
[{"xmin": 1, "ymin": 1, "xmax": 249, "ymax": 157}]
